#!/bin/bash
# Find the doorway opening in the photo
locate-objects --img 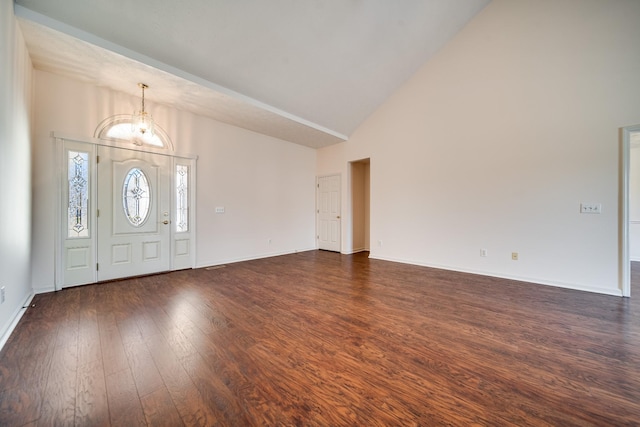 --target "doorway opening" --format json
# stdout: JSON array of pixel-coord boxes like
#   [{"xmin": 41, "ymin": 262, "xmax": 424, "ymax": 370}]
[
  {"xmin": 350, "ymin": 159, "xmax": 370, "ymax": 254},
  {"xmin": 624, "ymin": 126, "xmax": 640, "ymax": 297}
]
